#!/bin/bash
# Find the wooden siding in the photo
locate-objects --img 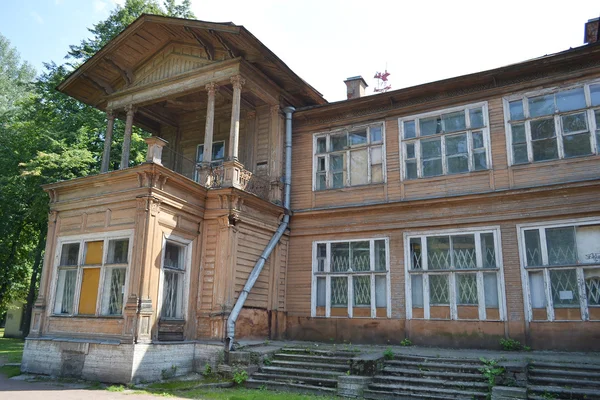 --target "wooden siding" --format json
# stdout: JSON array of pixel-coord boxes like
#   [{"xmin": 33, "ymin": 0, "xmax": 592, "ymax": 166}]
[{"xmin": 291, "ymin": 71, "xmax": 600, "ymax": 212}]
